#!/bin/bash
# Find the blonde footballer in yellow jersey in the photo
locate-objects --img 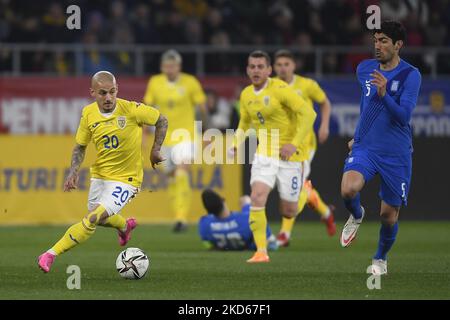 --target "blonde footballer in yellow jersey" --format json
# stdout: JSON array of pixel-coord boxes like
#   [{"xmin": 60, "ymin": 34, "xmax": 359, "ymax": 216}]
[
  {"xmin": 37, "ymin": 71, "xmax": 168, "ymax": 273},
  {"xmin": 144, "ymin": 50, "xmax": 207, "ymax": 232},
  {"xmin": 230, "ymin": 51, "xmax": 316, "ymax": 263},
  {"xmin": 273, "ymin": 49, "xmax": 336, "ymax": 246}
]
